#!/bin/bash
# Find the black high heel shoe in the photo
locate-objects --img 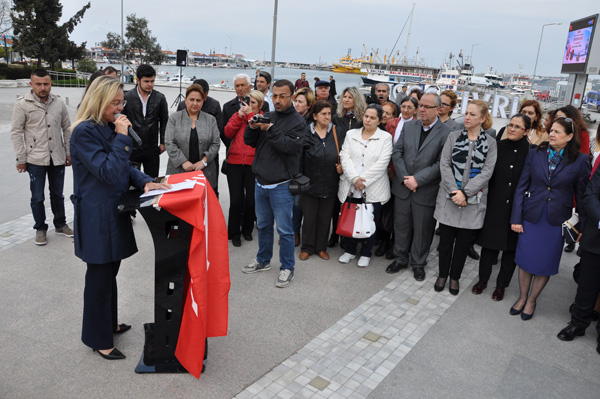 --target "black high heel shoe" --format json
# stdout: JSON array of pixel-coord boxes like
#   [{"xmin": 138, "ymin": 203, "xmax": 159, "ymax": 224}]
[
  {"xmin": 113, "ymin": 323, "xmax": 131, "ymax": 334},
  {"xmin": 510, "ymin": 301, "xmax": 525, "ymax": 316},
  {"xmin": 521, "ymin": 303, "xmax": 536, "ymax": 321},
  {"xmin": 94, "ymin": 348, "xmax": 126, "ymax": 360},
  {"xmin": 434, "ymin": 277, "xmax": 447, "ymax": 292},
  {"xmin": 449, "ymin": 279, "xmax": 460, "ymax": 296}
]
